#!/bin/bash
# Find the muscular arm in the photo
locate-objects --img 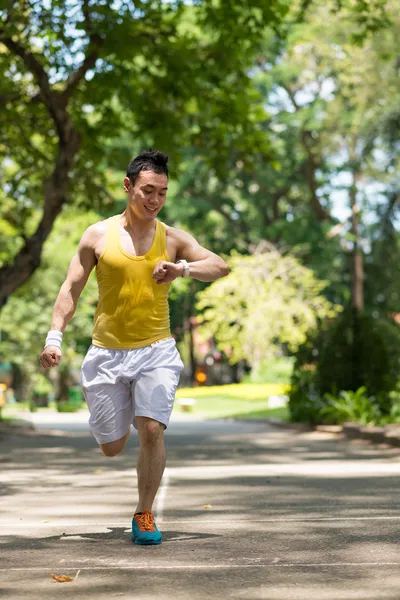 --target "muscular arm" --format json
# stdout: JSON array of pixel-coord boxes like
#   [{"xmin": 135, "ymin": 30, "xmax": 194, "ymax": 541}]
[
  {"xmin": 175, "ymin": 229, "xmax": 229, "ymax": 282},
  {"xmin": 153, "ymin": 227, "xmax": 229, "ymax": 284},
  {"xmin": 40, "ymin": 227, "xmax": 97, "ymax": 369},
  {"xmin": 50, "ymin": 231, "xmax": 97, "ymax": 331},
  {"xmin": 51, "ymin": 228, "xmax": 97, "ymax": 331}
]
